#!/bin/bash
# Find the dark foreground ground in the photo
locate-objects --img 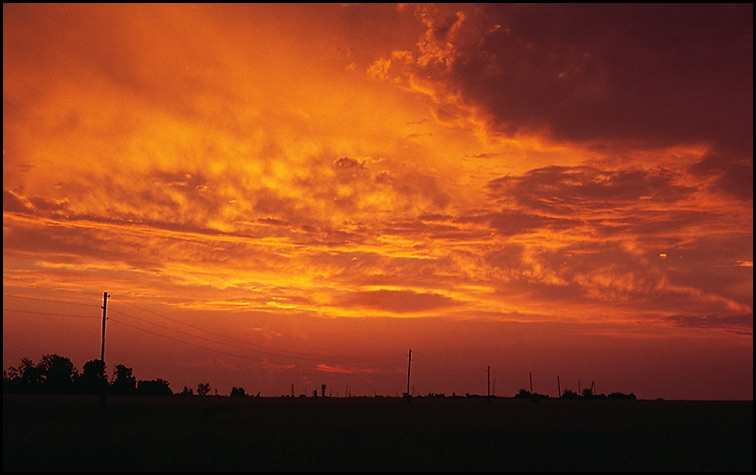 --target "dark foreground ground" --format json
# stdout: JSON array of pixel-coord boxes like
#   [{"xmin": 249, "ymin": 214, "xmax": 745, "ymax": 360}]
[{"xmin": 3, "ymin": 394, "xmax": 752, "ymax": 471}]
